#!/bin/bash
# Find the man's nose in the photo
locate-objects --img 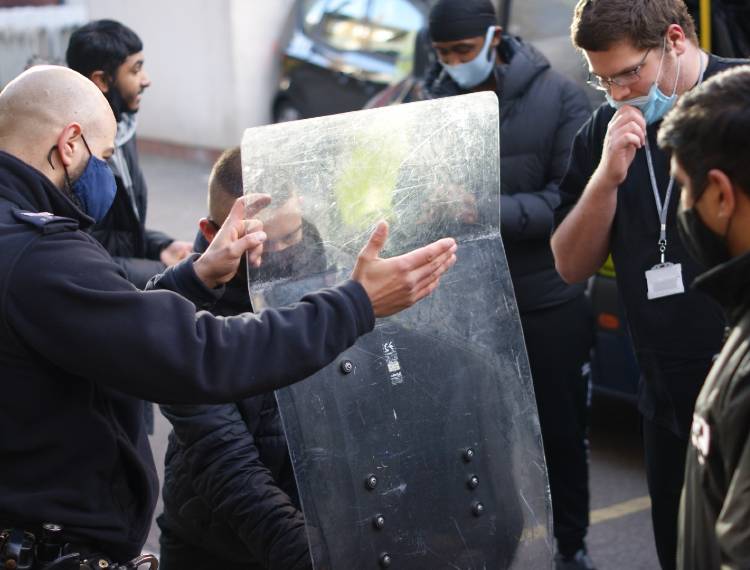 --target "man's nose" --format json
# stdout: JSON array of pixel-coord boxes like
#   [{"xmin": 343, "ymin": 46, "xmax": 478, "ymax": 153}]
[
  {"xmin": 440, "ymin": 53, "xmax": 462, "ymax": 67},
  {"xmin": 609, "ymin": 81, "xmax": 632, "ymax": 101},
  {"xmin": 141, "ymin": 71, "xmax": 151, "ymax": 88}
]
